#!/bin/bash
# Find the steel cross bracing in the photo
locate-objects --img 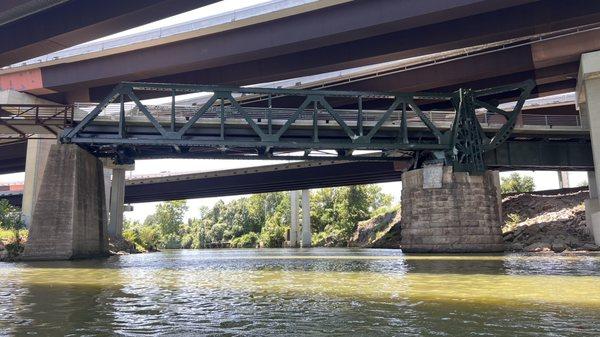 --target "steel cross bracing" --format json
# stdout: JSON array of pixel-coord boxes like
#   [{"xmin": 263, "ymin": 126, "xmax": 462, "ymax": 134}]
[{"xmin": 61, "ymin": 81, "xmax": 534, "ymax": 172}]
